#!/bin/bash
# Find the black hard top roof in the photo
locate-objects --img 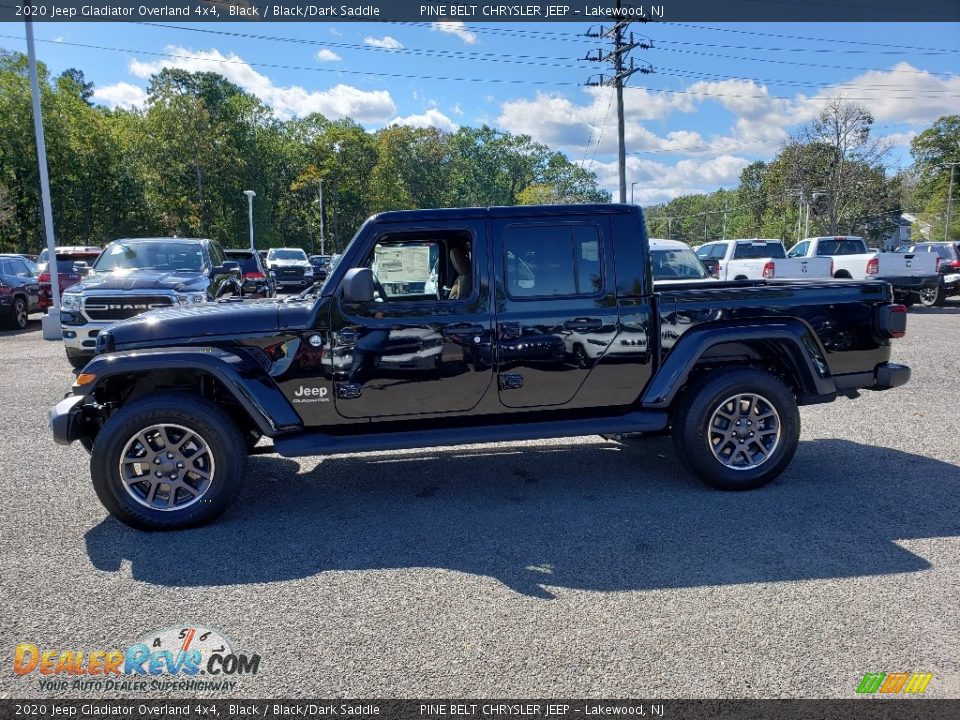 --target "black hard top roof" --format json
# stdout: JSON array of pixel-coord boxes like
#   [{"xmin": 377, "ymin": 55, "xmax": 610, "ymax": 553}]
[{"xmin": 372, "ymin": 203, "xmax": 634, "ymax": 223}]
